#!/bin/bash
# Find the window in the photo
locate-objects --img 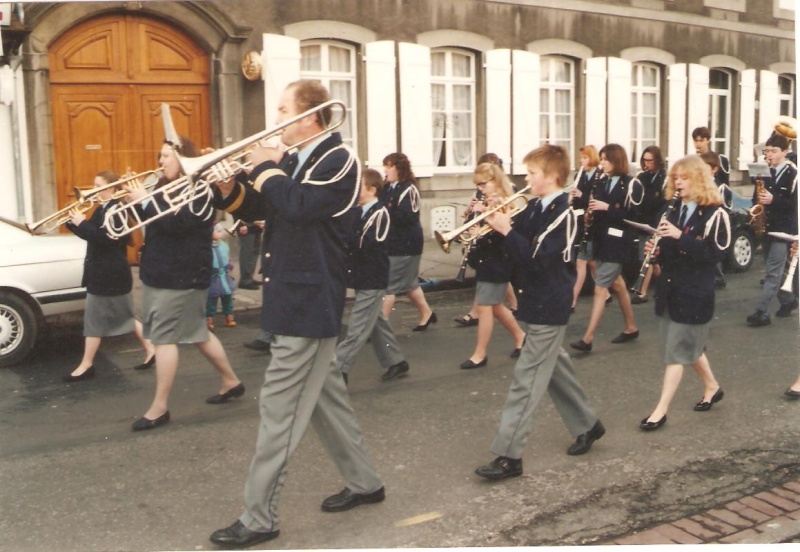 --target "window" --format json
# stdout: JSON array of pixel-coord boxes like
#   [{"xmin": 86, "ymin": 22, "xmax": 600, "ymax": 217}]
[
  {"xmin": 708, "ymin": 69, "xmax": 732, "ymax": 157},
  {"xmin": 631, "ymin": 63, "xmax": 661, "ymax": 161},
  {"xmin": 779, "ymin": 74, "xmax": 795, "ymax": 118},
  {"xmin": 539, "ymin": 56, "xmax": 574, "ymax": 156},
  {"xmin": 431, "ymin": 48, "xmax": 476, "ymax": 170},
  {"xmin": 300, "ymin": 41, "xmax": 357, "ymax": 150}
]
